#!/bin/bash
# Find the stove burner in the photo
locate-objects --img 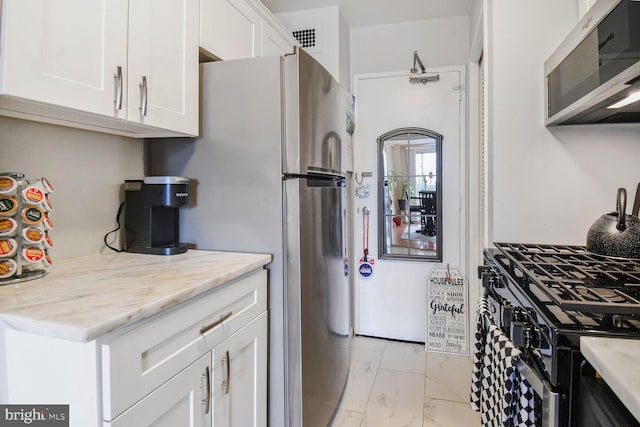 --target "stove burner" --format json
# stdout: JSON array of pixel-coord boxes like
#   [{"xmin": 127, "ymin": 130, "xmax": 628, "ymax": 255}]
[
  {"xmin": 575, "ymin": 288, "xmax": 627, "ymax": 303},
  {"xmin": 494, "ymin": 243, "xmax": 640, "ymax": 315}
]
